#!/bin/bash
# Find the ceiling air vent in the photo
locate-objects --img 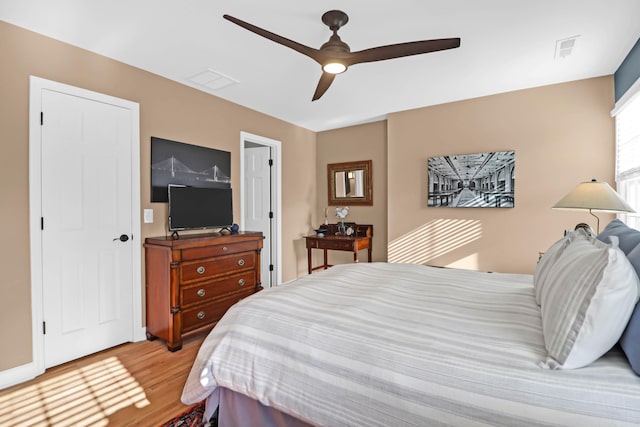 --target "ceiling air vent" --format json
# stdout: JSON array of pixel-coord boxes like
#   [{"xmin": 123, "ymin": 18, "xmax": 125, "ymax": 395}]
[
  {"xmin": 554, "ymin": 35, "xmax": 580, "ymax": 59},
  {"xmin": 188, "ymin": 69, "xmax": 238, "ymax": 90}
]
